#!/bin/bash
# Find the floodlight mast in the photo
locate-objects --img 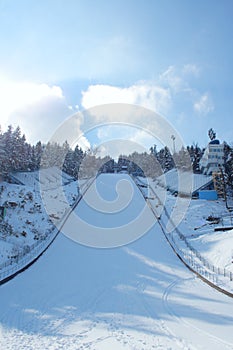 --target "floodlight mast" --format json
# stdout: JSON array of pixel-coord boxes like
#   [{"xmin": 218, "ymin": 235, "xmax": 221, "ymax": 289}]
[{"xmin": 171, "ymin": 134, "xmax": 176, "ymax": 154}]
